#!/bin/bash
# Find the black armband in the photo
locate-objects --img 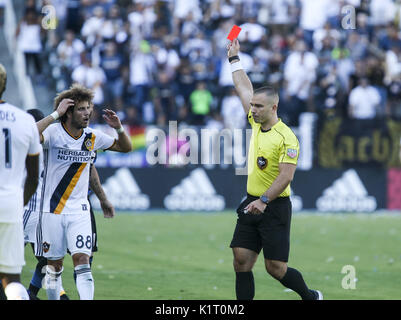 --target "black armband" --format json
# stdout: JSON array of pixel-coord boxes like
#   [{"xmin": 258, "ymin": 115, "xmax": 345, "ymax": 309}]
[{"xmin": 228, "ymin": 55, "xmax": 240, "ymax": 63}]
